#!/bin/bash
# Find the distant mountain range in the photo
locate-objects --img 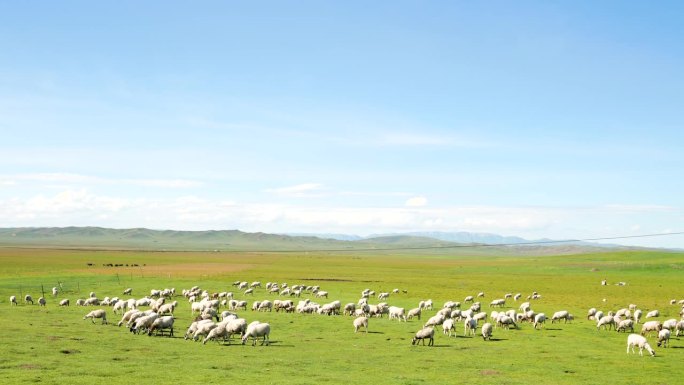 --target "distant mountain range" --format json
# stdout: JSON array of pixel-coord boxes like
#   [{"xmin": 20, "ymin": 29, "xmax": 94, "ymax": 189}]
[
  {"xmin": 289, "ymin": 231, "xmax": 541, "ymax": 244},
  {"xmin": 0, "ymin": 226, "xmax": 649, "ymax": 255}
]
